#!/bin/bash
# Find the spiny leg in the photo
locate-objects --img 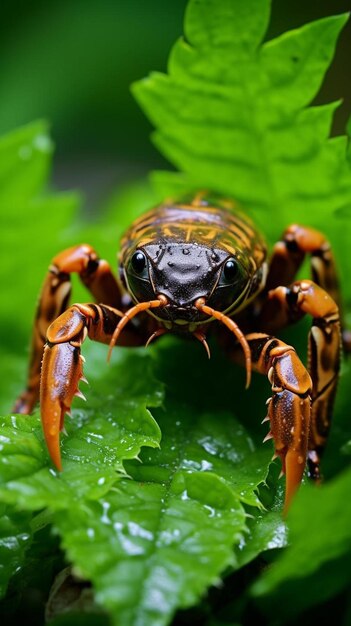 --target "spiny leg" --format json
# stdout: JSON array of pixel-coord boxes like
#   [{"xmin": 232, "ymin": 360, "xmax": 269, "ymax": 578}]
[
  {"xmin": 262, "ymin": 224, "xmax": 350, "ymax": 351},
  {"xmin": 40, "ymin": 303, "xmax": 125, "ymax": 469},
  {"xmin": 246, "ymin": 333, "xmax": 312, "ymax": 515},
  {"xmin": 14, "ymin": 244, "xmax": 123, "ymax": 414},
  {"xmin": 268, "ymin": 280, "xmax": 341, "ymax": 481},
  {"xmin": 265, "ymin": 225, "xmax": 338, "ymax": 297}
]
